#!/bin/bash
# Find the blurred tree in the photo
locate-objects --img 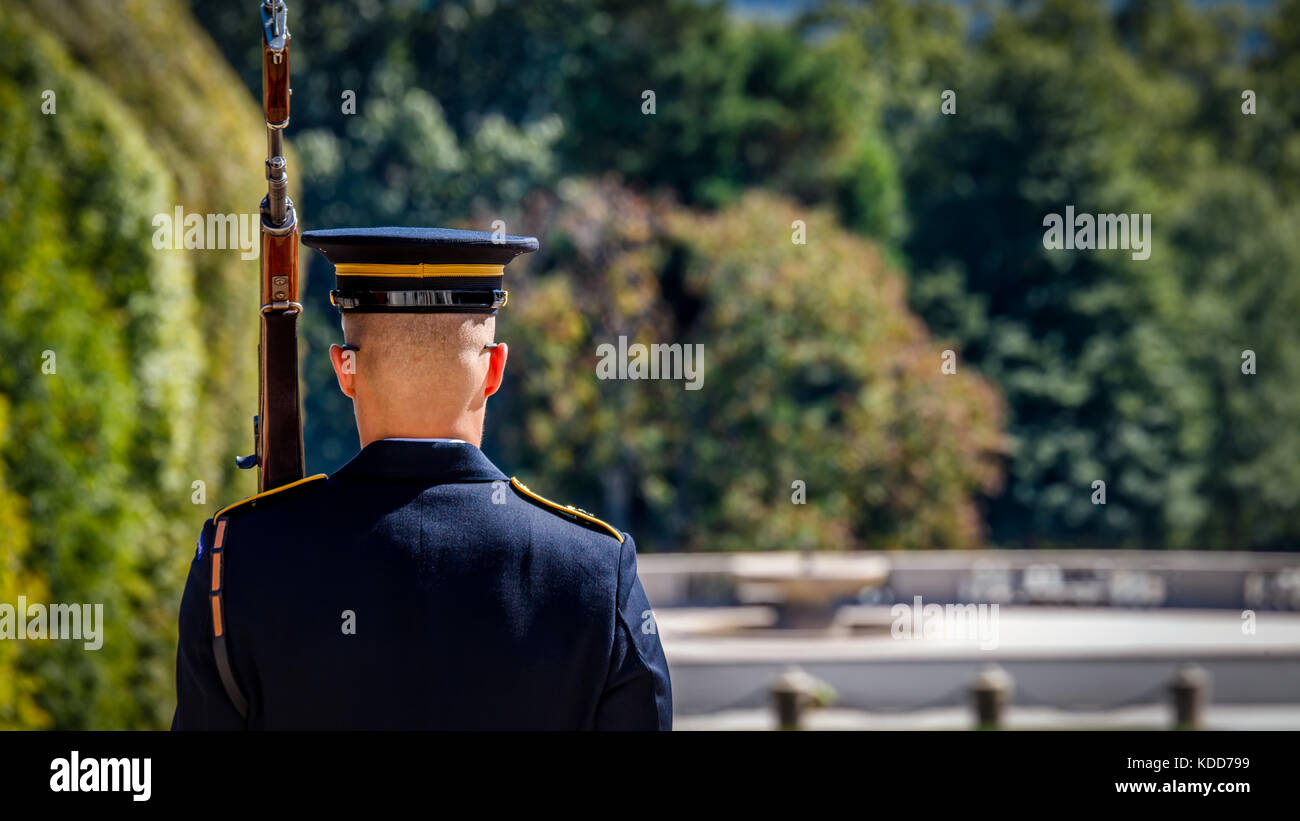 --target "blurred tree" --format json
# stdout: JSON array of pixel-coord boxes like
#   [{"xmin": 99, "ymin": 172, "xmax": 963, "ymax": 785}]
[
  {"xmin": 551, "ymin": 2, "xmax": 903, "ymax": 240},
  {"xmin": 0, "ymin": 0, "xmax": 267, "ymax": 727},
  {"xmin": 895, "ymin": 0, "xmax": 1208, "ymax": 546},
  {"xmin": 497, "ymin": 181, "xmax": 1005, "ymax": 551},
  {"xmin": 1245, "ymin": 0, "xmax": 1300, "ymax": 203},
  {"xmin": 188, "ymin": 0, "xmax": 1300, "ymax": 550},
  {"xmin": 816, "ymin": 0, "xmax": 1300, "ymax": 549},
  {"xmin": 0, "ymin": 395, "xmax": 43, "ymax": 728},
  {"xmin": 1170, "ymin": 172, "xmax": 1300, "ymax": 550},
  {"xmin": 189, "ymin": 0, "xmax": 902, "ymax": 234}
]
